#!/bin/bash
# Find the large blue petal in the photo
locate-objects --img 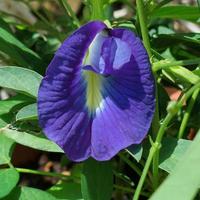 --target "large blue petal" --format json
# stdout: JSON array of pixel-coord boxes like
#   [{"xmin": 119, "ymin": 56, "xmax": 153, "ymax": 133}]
[
  {"xmin": 91, "ymin": 29, "xmax": 155, "ymax": 160},
  {"xmin": 38, "ymin": 21, "xmax": 106, "ymax": 161}
]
